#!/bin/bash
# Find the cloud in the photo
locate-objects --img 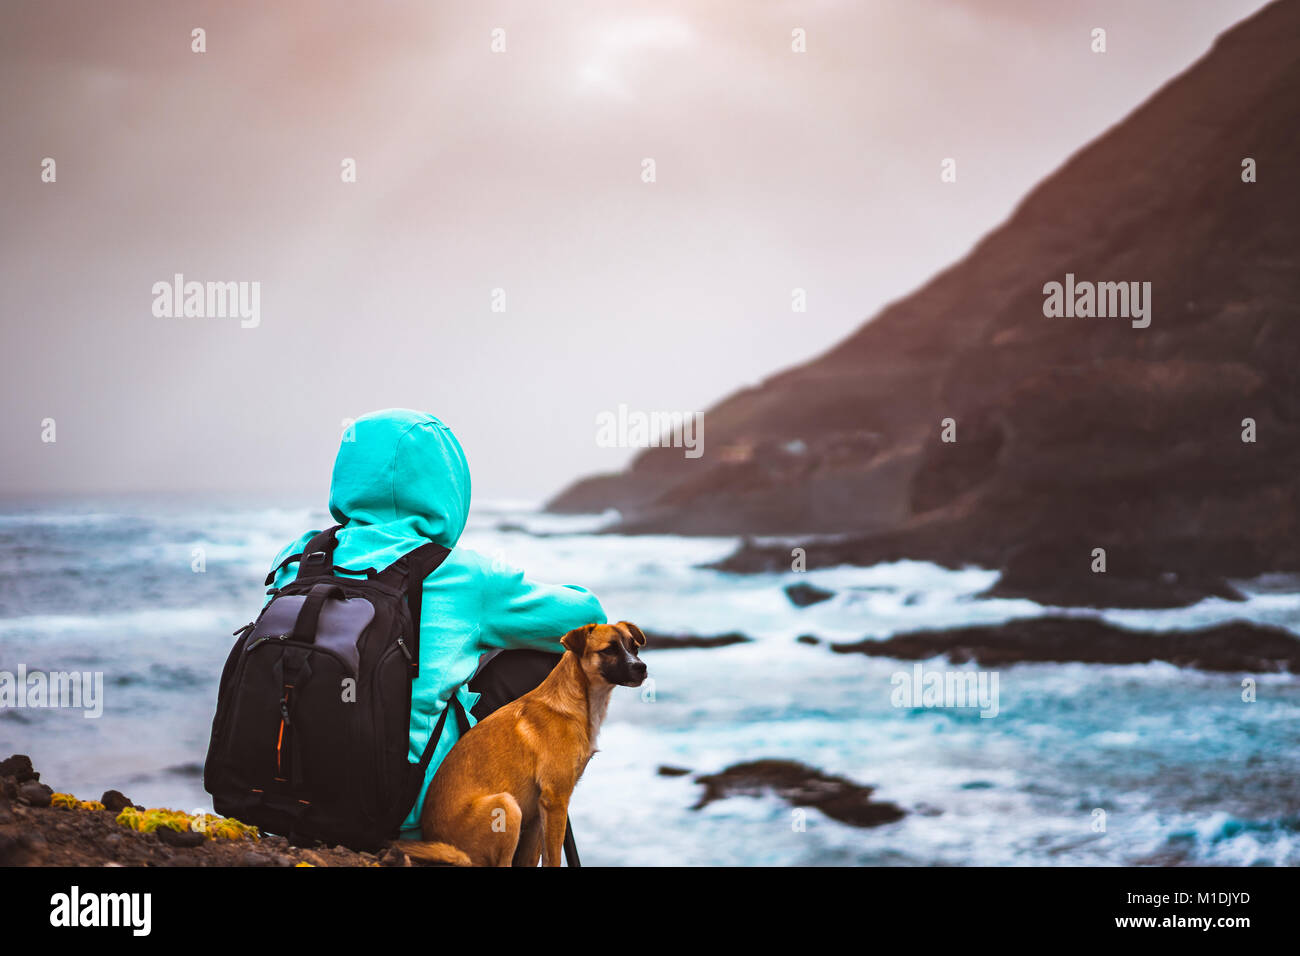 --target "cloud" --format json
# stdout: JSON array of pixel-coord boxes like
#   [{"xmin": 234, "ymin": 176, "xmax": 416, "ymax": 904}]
[
  {"xmin": 572, "ymin": 14, "xmax": 699, "ymax": 99},
  {"xmin": 0, "ymin": 0, "xmax": 1273, "ymax": 500}
]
